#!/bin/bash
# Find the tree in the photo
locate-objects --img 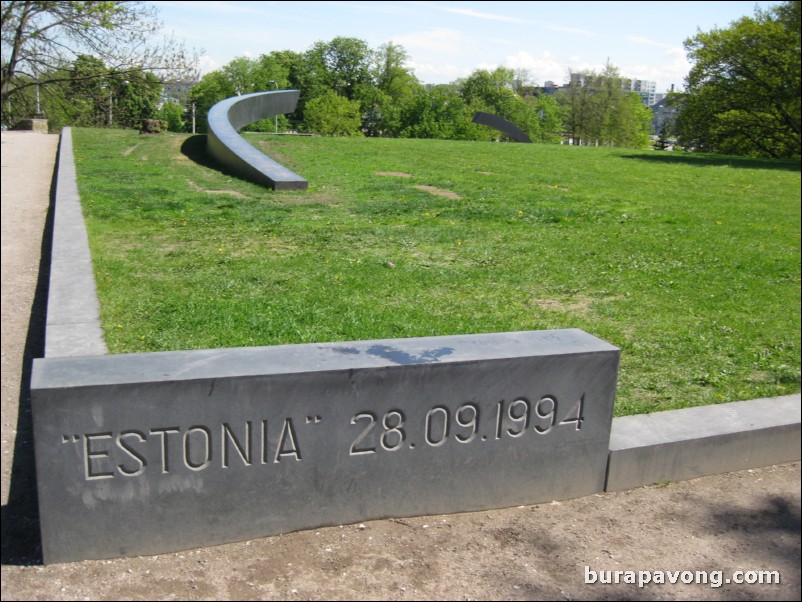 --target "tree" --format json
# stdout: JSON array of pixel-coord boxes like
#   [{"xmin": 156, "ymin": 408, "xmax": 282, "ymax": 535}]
[
  {"xmin": 303, "ymin": 37, "xmax": 373, "ymax": 102},
  {"xmin": 675, "ymin": 0, "xmax": 801, "ymax": 158},
  {"xmin": 558, "ymin": 63, "xmax": 651, "ymax": 148},
  {"xmin": 188, "ymin": 70, "xmax": 236, "ymax": 133},
  {"xmin": 157, "ymin": 100, "xmax": 185, "ymax": 132},
  {"xmin": 1, "ymin": 1, "xmax": 196, "ymax": 126},
  {"xmin": 523, "ymin": 93, "xmax": 564, "ymax": 143},
  {"xmin": 398, "ymin": 85, "xmax": 488, "ymax": 141},
  {"xmin": 512, "ymin": 67, "xmax": 532, "ymax": 95},
  {"xmin": 373, "ymin": 43, "xmax": 420, "ymax": 104},
  {"xmin": 303, "ymin": 90, "xmax": 362, "ymax": 136},
  {"xmin": 362, "ymin": 43, "xmax": 422, "ymax": 137},
  {"xmin": 186, "ymin": 53, "xmax": 291, "ymax": 133}
]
